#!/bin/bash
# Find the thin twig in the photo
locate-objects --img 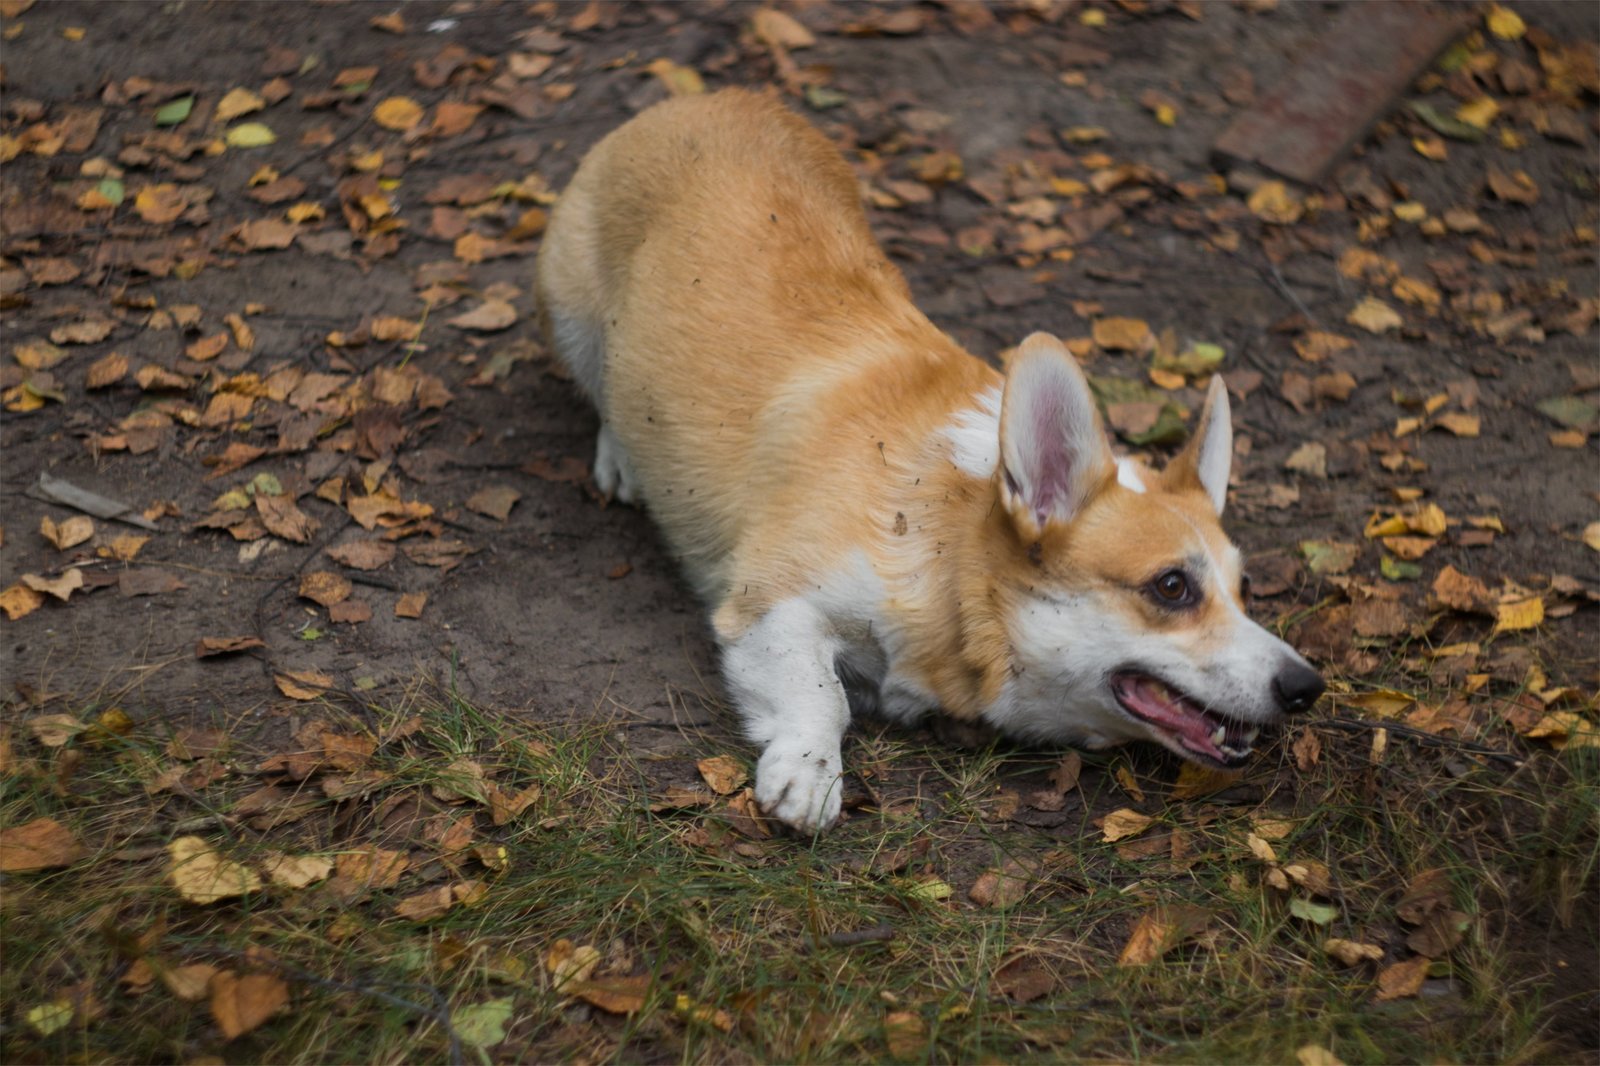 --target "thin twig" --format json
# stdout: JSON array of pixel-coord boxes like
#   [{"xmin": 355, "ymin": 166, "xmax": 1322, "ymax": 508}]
[{"xmin": 1317, "ymin": 714, "xmax": 1524, "ymax": 767}]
